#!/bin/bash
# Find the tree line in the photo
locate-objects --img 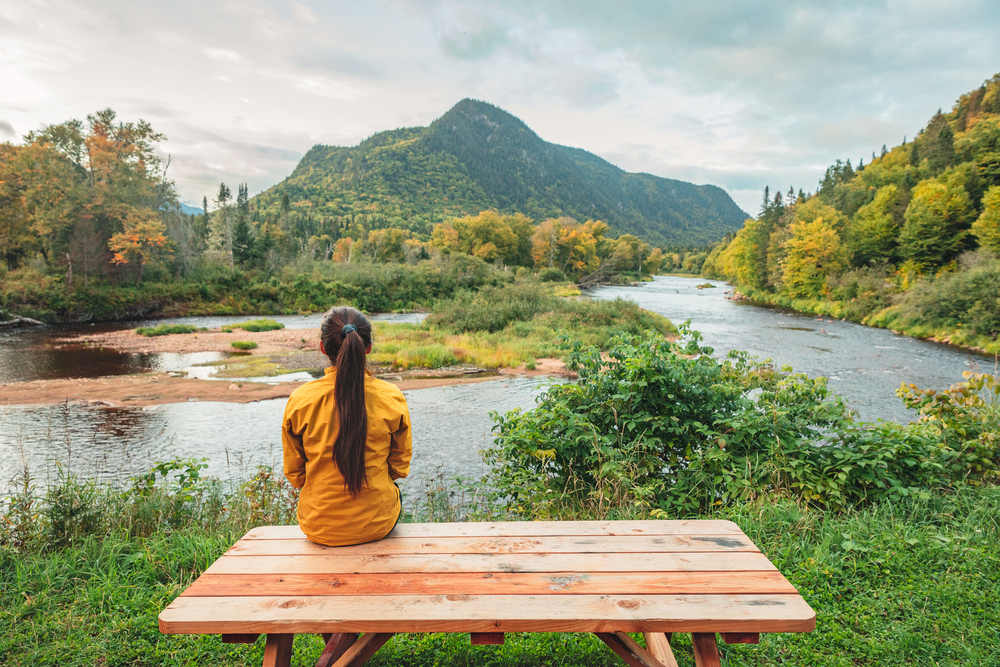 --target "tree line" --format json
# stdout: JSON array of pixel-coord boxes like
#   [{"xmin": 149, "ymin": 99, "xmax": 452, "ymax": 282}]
[{"xmin": 704, "ymin": 72, "xmax": 1000, "ymax": 344}]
